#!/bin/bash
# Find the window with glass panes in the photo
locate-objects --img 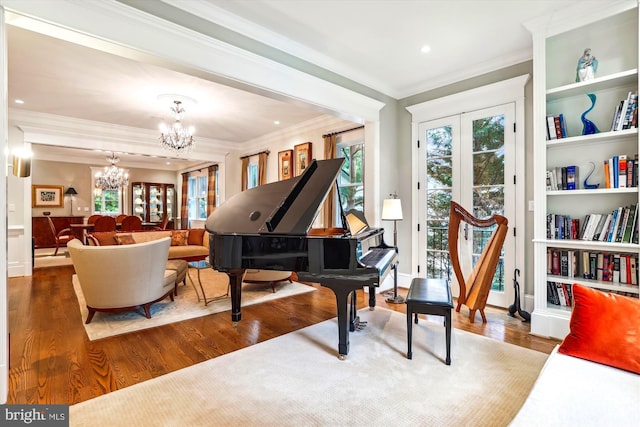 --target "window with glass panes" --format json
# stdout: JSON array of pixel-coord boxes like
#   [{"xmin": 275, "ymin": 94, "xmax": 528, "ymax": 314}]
[
  {"xmin": 336, "ymin": 128, "xmax": 365, "ymax": 223},
  {"xmin": 188, "ymin": 172, "xmax": 208, "ymax": 220},
  {"xmin": 91, "ymin": 166, "xmax": 127, "ymax": 215},
  {"xmin": 247, "ymin": 162, "xmax": 258, "ymax": 189},
  {"xmin": 93, "ymin": 188, "xmax": 122, "ymax": 214}
]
